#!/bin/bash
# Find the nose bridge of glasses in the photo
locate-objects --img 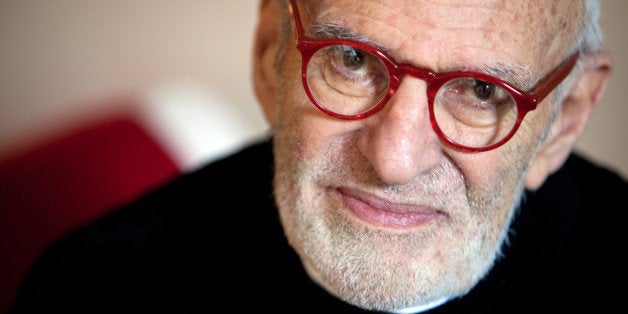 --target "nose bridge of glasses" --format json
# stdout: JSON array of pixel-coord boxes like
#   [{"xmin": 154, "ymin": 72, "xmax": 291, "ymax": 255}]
[
  {"xmin": 393, "ymin": 63, "xmax": 436, "ymax": 86},
  {"xmin": 386, "ymin": 64, "xmax": 435, "ymax": 99}
]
